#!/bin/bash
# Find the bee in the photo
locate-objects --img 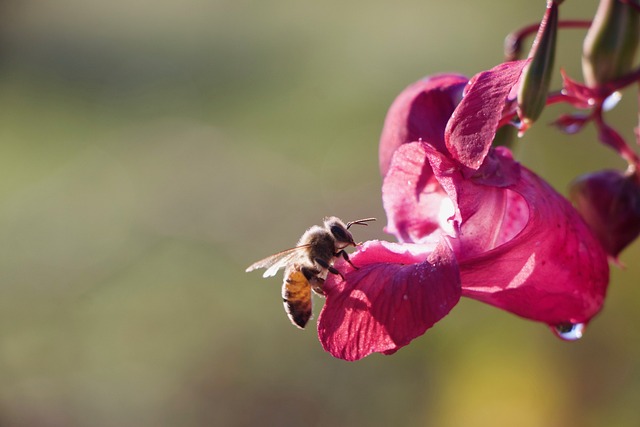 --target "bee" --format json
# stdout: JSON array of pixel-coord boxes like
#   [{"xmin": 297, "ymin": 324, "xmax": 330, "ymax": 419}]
[{"xmin": 246, "ymin": 216, "xmax": 375, "ymax": 329}]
